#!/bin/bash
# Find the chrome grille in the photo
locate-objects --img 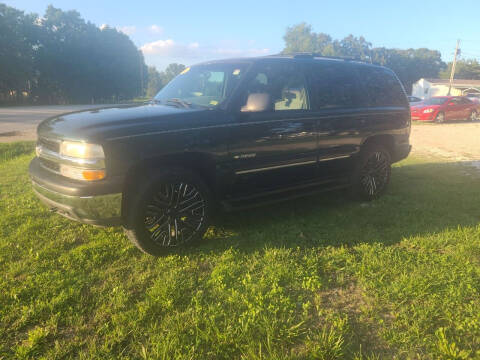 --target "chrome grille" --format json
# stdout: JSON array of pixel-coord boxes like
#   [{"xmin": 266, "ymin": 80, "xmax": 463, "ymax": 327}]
[
  {"xmin": 39, "ymin": 158, "xmax": 60, "ymax": 173},
  {"xmin": 38, "ymin": 137, "xmax": 60, "ymax": 153}
]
